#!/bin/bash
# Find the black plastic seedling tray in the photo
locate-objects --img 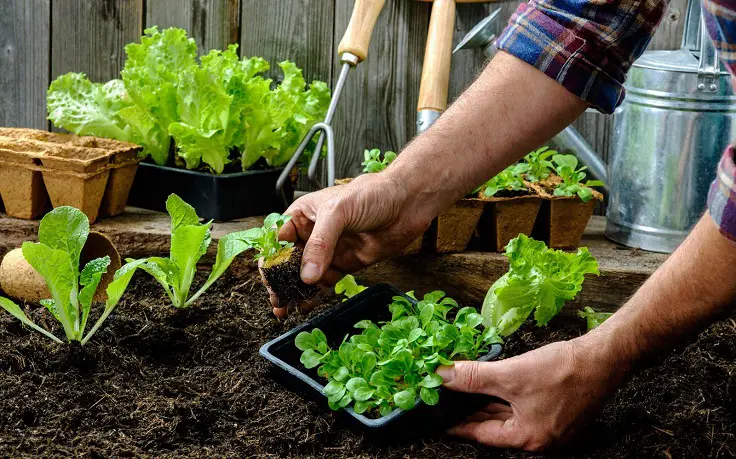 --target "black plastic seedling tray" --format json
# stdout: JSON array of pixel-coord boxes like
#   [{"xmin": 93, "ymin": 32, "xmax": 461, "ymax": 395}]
[
  {"xmin": 259, "ymin": 283, "xmax": 504, "ymax": 436},
  {"xmin": 128, "ymin": 162, "xmax": 293, "ymax": 221}
]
